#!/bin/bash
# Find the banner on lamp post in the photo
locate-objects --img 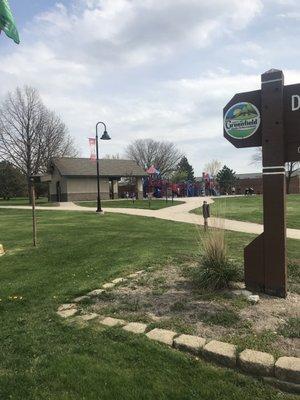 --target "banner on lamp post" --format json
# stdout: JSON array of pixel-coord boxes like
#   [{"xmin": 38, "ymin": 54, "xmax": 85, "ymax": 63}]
[{"xmin": 89, "ymin": 138, "xmax": 96, "ymax": 161}]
